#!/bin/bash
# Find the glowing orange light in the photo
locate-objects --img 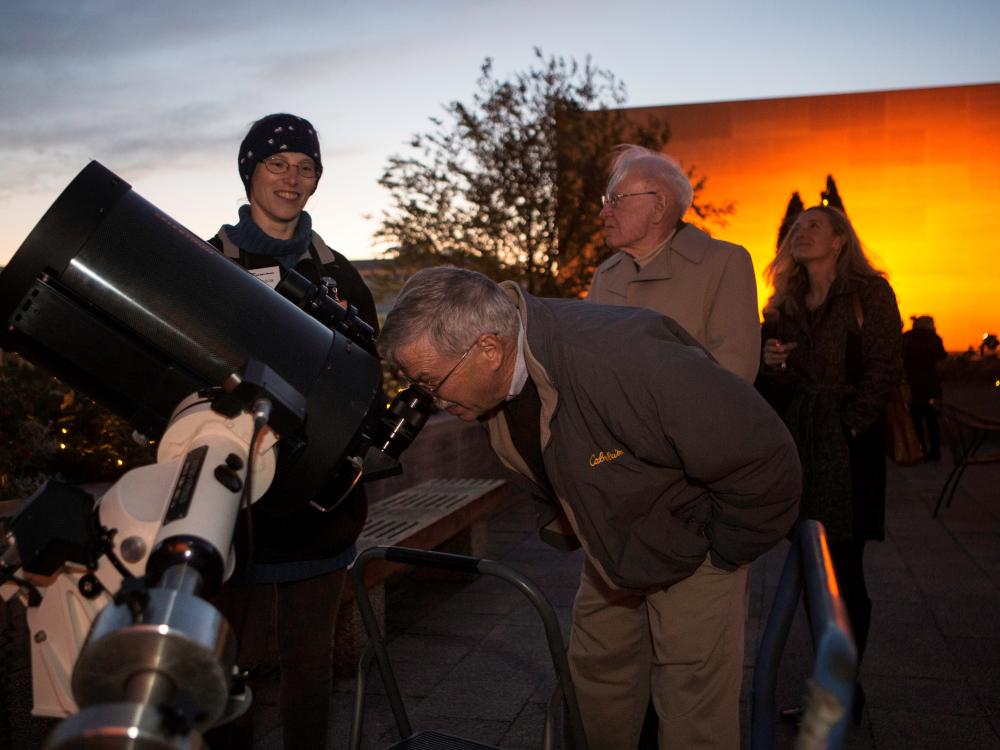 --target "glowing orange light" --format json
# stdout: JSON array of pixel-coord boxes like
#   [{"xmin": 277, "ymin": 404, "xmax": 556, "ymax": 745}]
[
  {"xmin": 617, "ymin": 83, "xmax": 1000, "ymax": 351},
  {"xmin": 818, "ymin": 531, "xmax": 841, "ymax": 600}
]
